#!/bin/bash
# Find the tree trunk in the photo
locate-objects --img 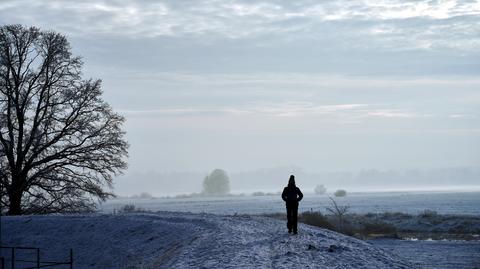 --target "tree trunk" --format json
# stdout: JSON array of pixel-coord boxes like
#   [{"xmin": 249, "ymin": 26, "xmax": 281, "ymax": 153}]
[{"xmin": 7, "ymin": 188, "xmax": 23, "ymax": 215}]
